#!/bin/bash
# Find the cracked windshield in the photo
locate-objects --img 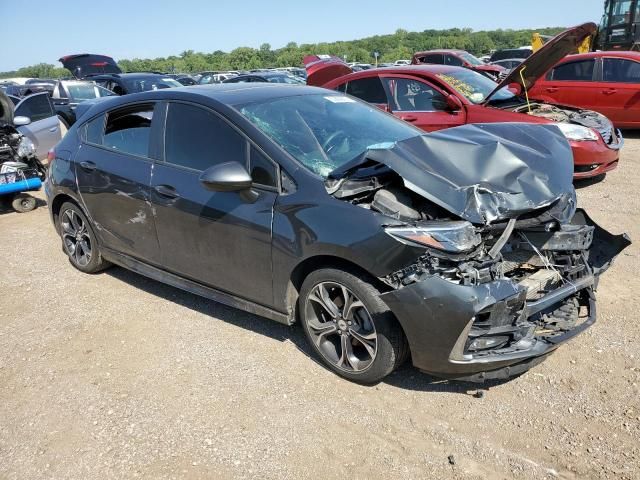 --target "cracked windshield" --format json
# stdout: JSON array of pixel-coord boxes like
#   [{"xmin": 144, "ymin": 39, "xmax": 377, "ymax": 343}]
[{"xmin": 239, "ymin": 94, "xmax": 420, "ymax": 177}]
